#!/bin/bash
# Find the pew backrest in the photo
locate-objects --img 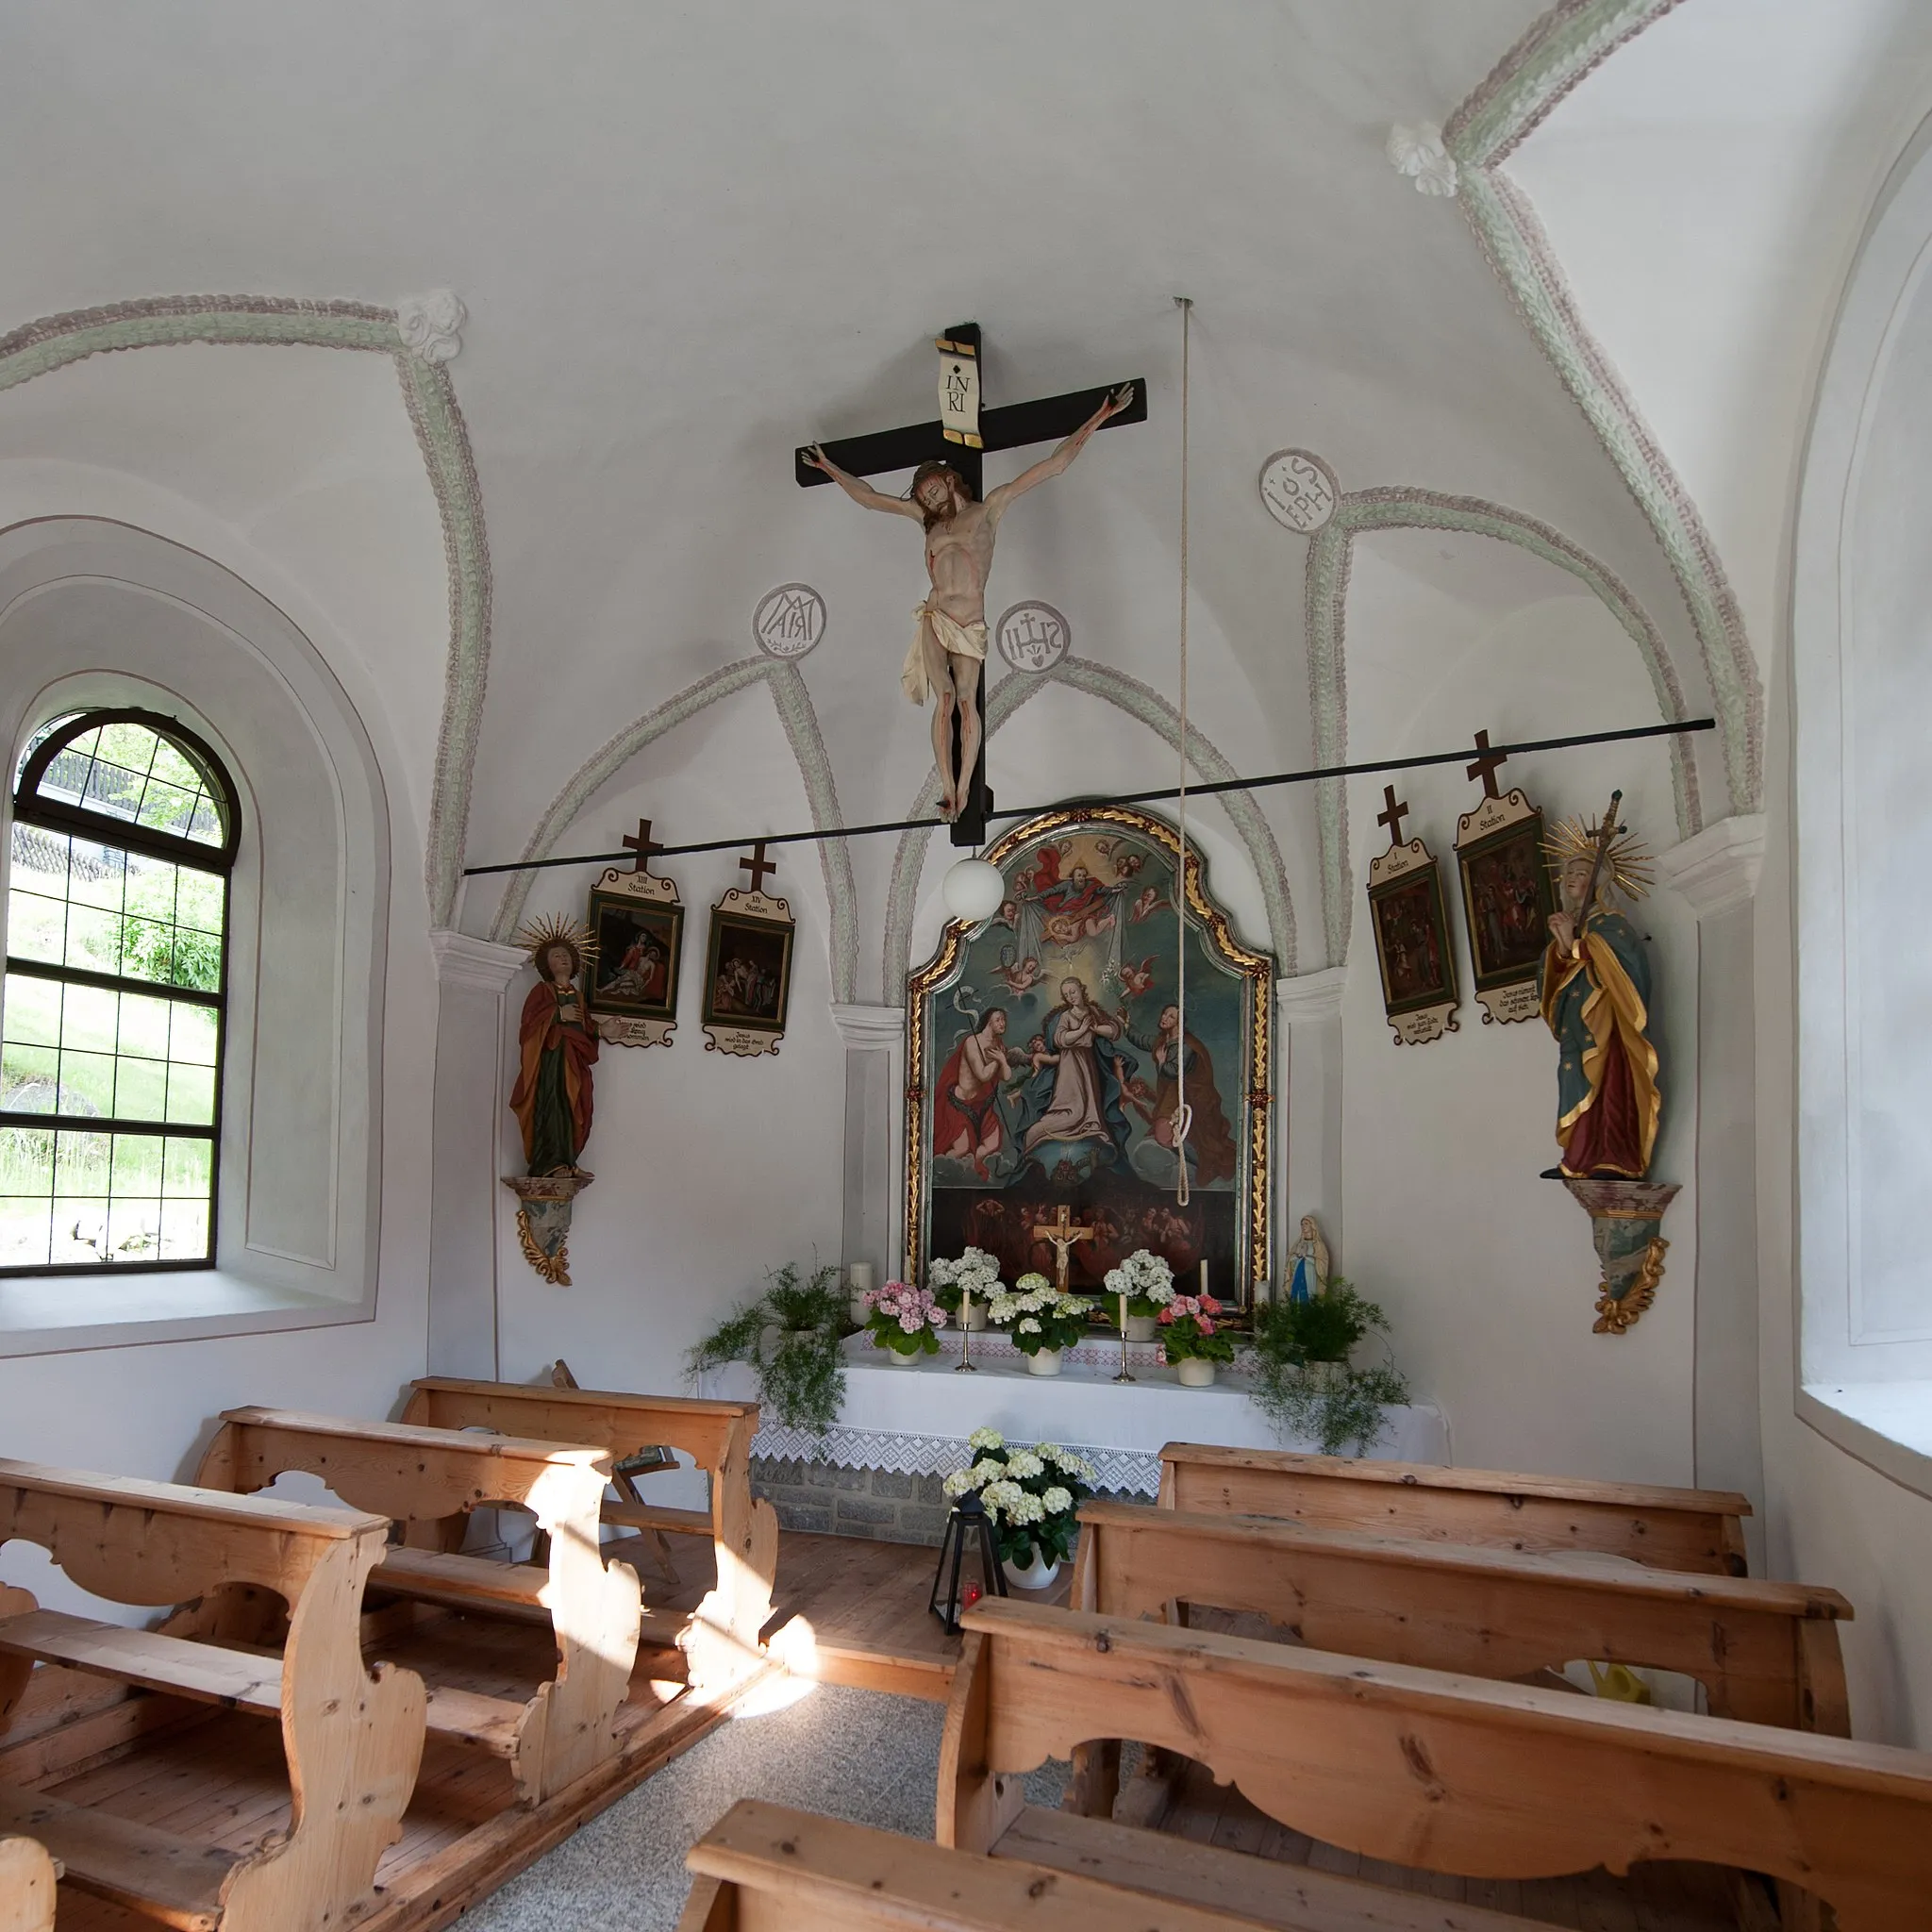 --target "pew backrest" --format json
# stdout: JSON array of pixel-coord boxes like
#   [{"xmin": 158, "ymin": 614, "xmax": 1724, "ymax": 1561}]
[
  {"xmin": 195, "ymin": 1407, "xmax": 639, "ymax": 1806},
  {"xmin": 0, "ymin": 1457, "xmax": 424, "ymax": 1932},
  {"xmin": 681, "ymin": 1797, "xmax": 1548, "ymax": 1932},
  {"xmin": 1075, "ymin": 1500, "xmax": 1851, "ymax": 1730},
  {"xmin": 1159, "ymin": 1441, "xmax": 1752, "ymax": 1574},
  {"xmin": 0, "ymin": 1836, "xmax": 56, "ymax": 1932},
  {"xmin": 940, "ymin": 1598, "xmax": 1932, "ymax": 1931},
  {"xmin": 401, "ymin": 1375, "xmax": 778, "ymax": 1683}
]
